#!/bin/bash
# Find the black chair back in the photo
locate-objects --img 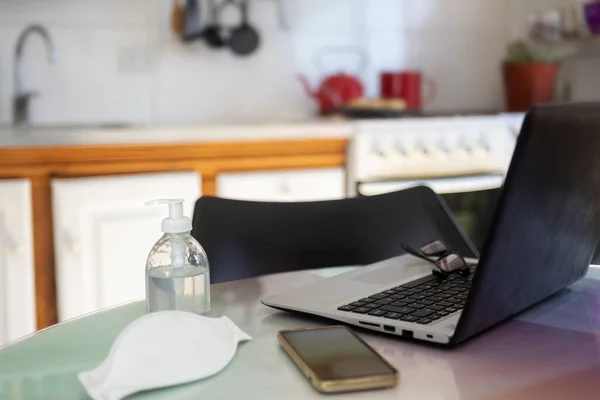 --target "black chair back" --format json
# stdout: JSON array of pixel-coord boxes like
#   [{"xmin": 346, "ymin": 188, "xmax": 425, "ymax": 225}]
[{"xmin": 191, "ymin": 186, "xmax": 477, "ymax": 283}]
